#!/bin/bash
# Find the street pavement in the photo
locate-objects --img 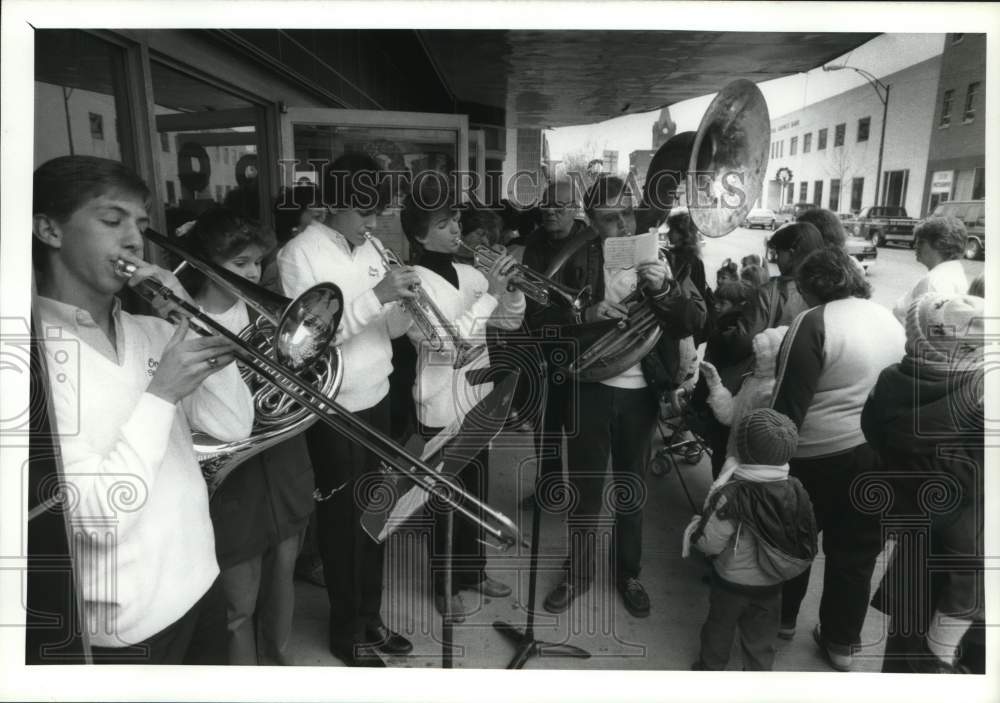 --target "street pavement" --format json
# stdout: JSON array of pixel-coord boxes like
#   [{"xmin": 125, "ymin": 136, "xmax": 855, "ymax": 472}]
[{"xmin": 285, "ymin": 227, "xmax": 983, "ymax": 670}]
